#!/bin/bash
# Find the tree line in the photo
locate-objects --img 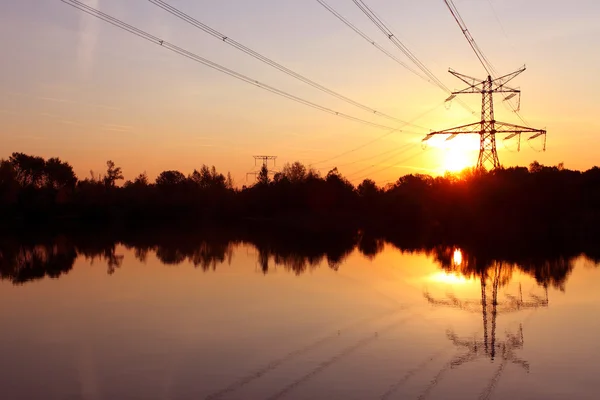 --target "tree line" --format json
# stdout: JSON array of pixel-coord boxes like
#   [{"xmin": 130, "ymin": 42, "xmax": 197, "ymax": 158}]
[{"xmin": 2, "ymin": 152, "xmax": 600, "ymax": 245}]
